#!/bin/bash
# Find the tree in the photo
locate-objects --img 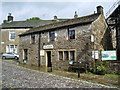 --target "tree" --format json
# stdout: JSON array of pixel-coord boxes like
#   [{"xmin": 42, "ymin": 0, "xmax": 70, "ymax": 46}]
[{"xmin": 26, "ymin": 17, "xmax": 41, "ymax": 21}]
